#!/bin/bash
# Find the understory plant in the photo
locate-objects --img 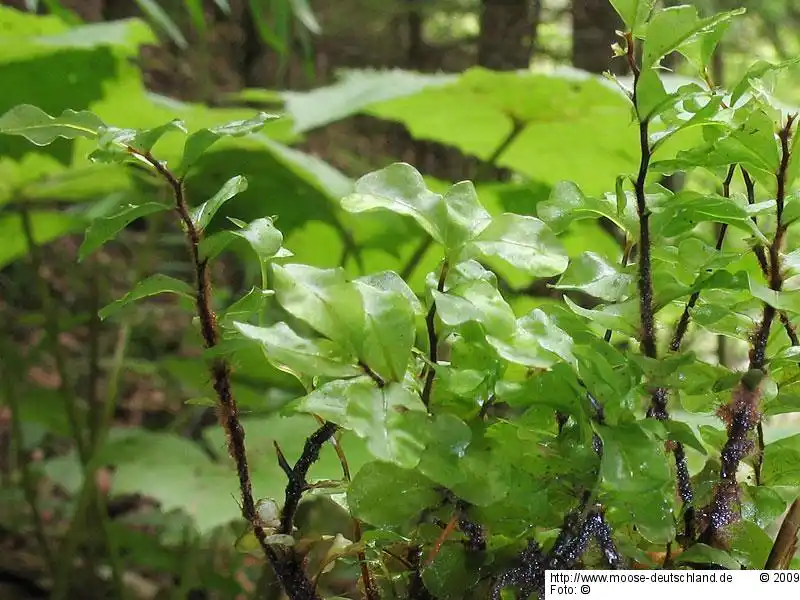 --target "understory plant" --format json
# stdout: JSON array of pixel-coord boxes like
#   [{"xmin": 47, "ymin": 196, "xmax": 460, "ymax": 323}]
[{"xmin": 3, "ymin": 1, "xmax": 800, "ymax": 599}]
